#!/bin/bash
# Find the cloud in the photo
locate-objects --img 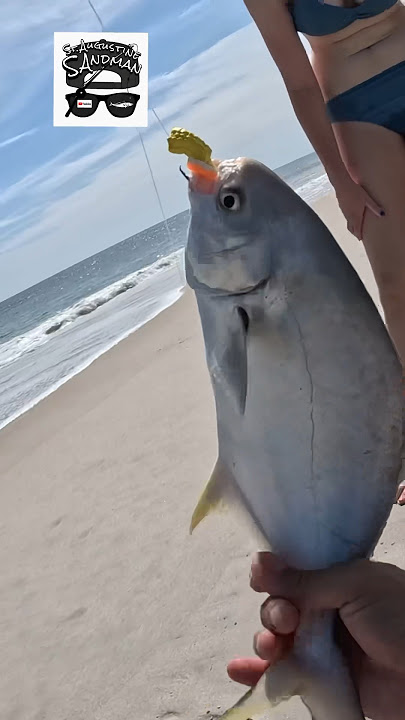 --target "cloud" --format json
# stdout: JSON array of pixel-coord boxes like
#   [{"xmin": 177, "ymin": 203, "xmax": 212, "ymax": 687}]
[
  {"xmin": 0, "ymin": 129, "xmax": 38, "ymax": 149},
  {"xmin": 0, "ymin": 138, "xmax": 92, "ymax": 207},
  {"xmin": 0, "ymin": 21, "xmax": 313, "ymax": 300},
  {"xmin": 0, "ymin": 0, "xmax": 141, "ymax": 126},
  {"xmin": 179, "ymin": 0, "xmax": 209, "ymax": 20},
  {"xmin": 0, "ymin": 128, "xmax": 144, "ymax": 250}
]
